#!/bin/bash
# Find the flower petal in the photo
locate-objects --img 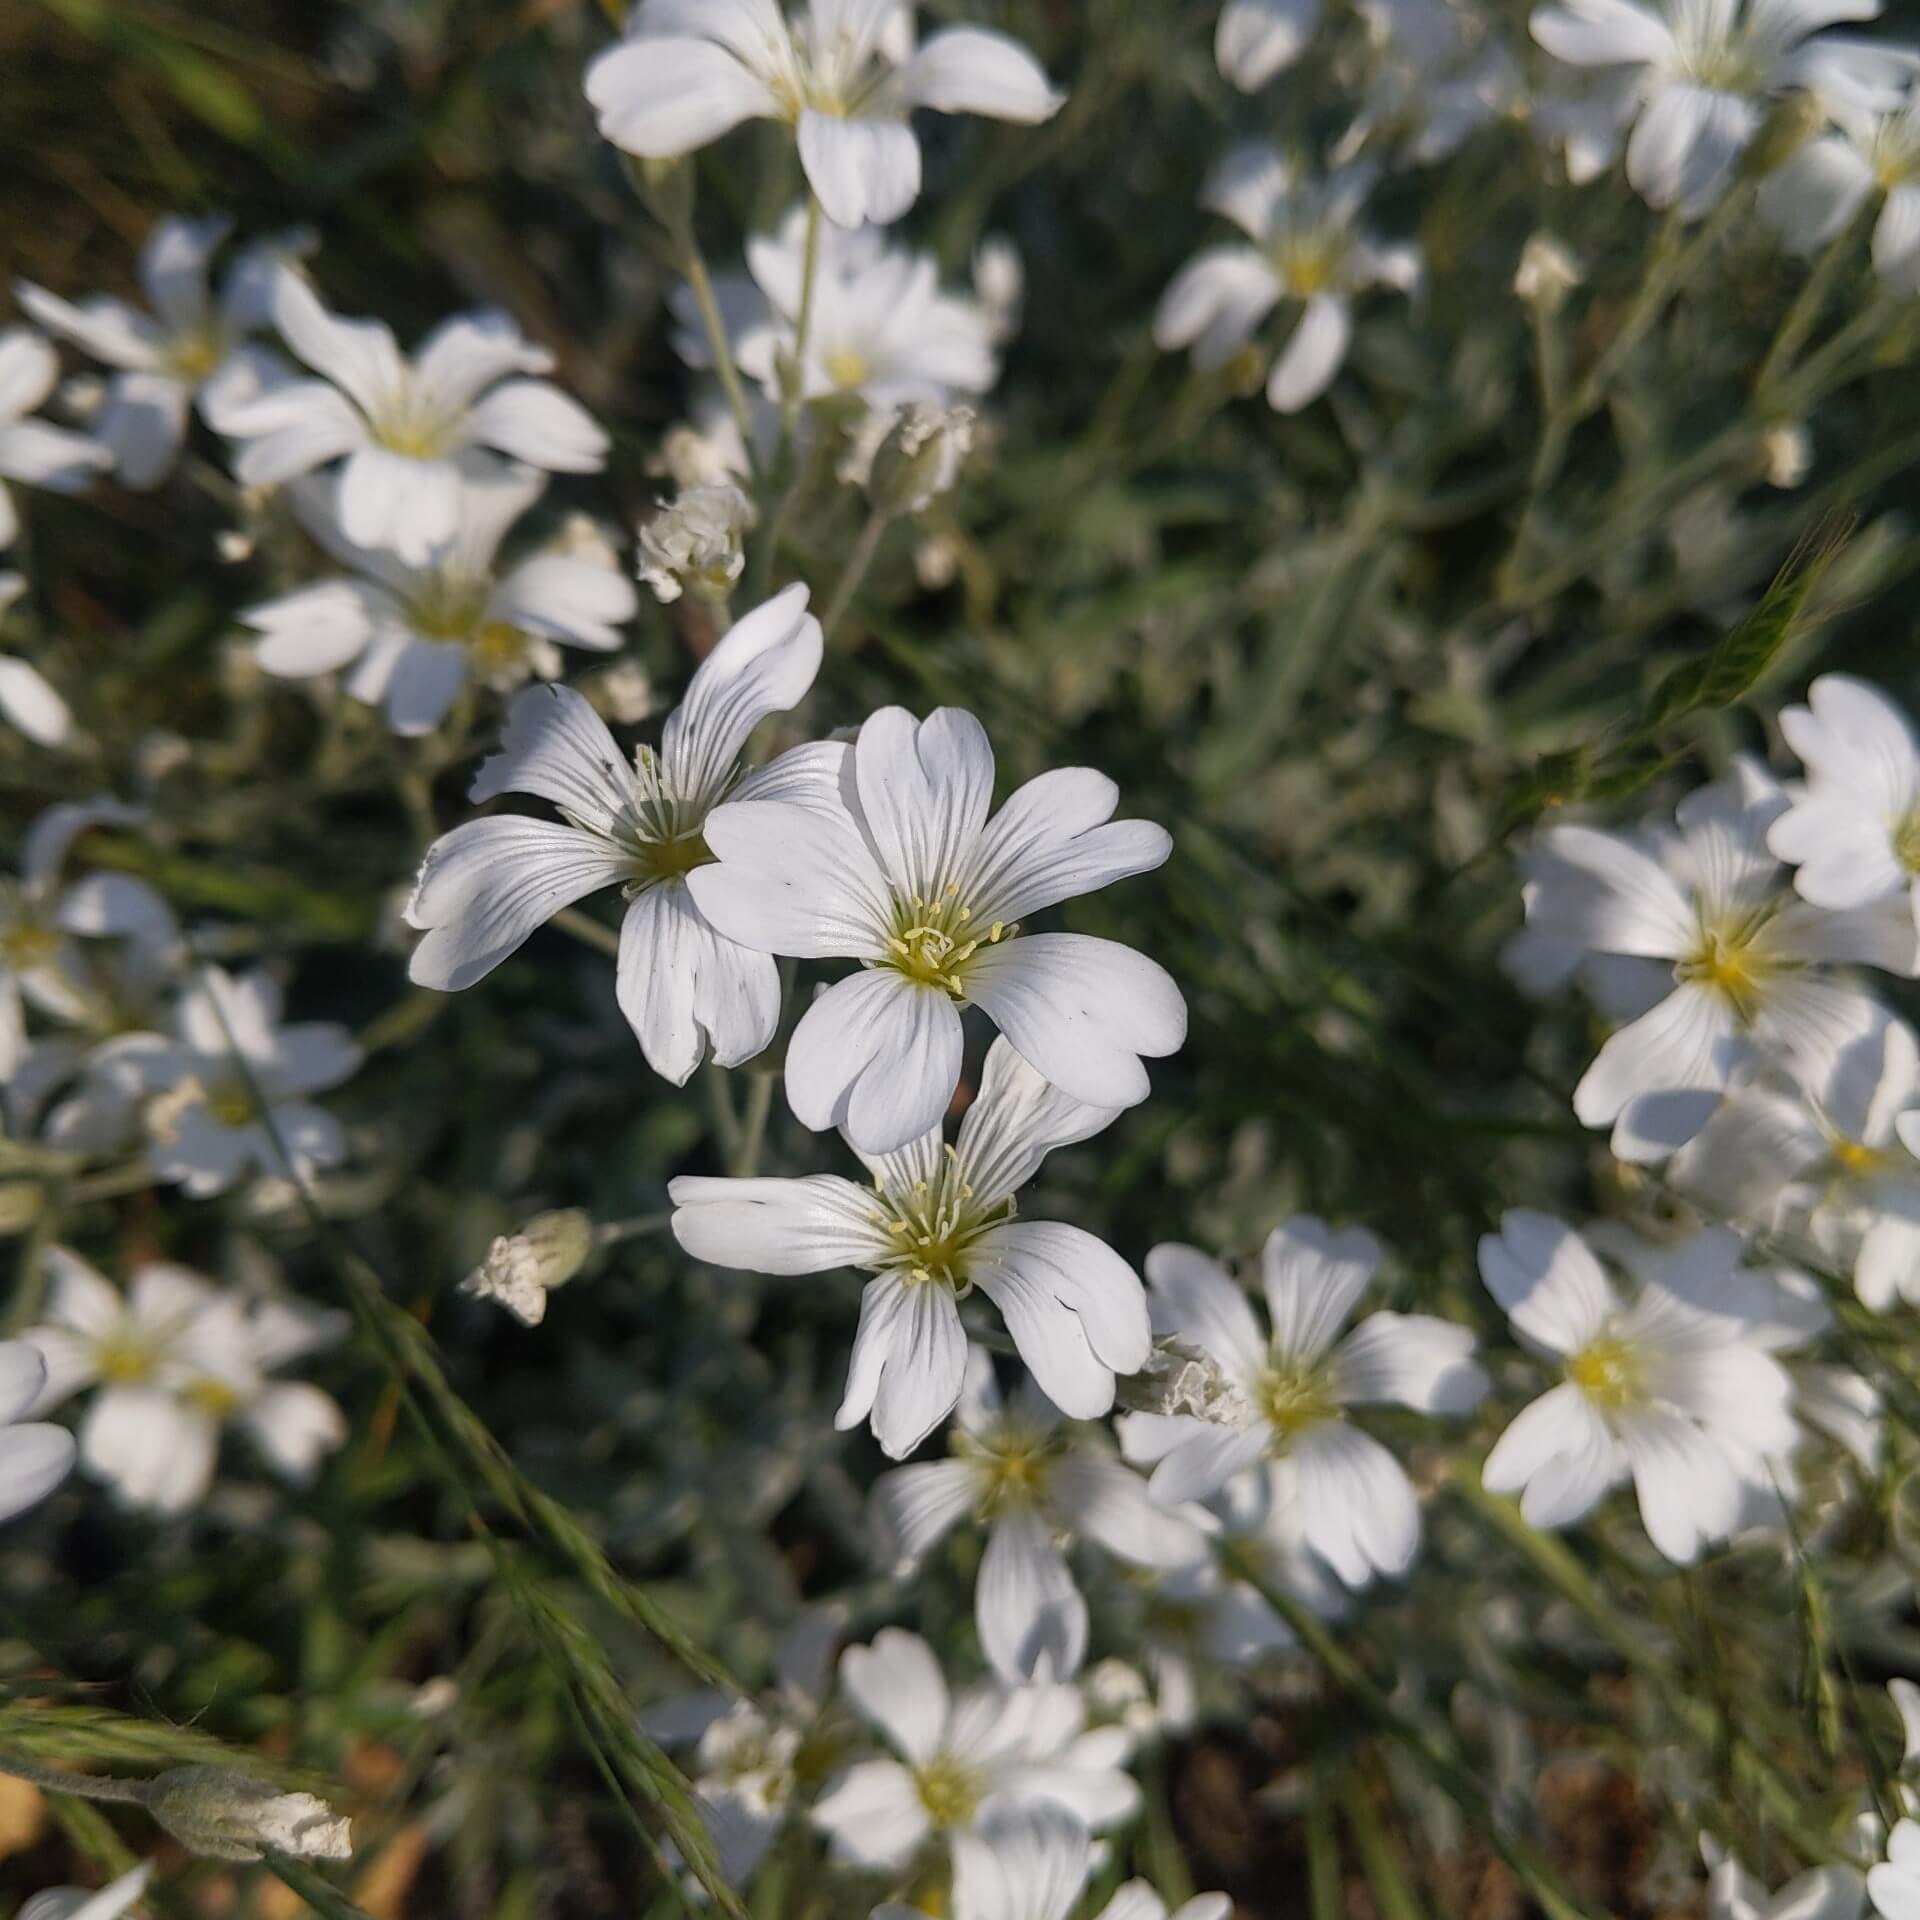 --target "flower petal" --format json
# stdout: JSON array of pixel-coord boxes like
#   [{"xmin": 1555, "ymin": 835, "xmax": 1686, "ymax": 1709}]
[
  {"xmin": 786, "ymin": 968, "xmax": 964, "ymax": 1154},
  {"xmin": 669, "ymin": 1170, "xmax": 889, "ymax": 1272},
  {"xmin": 618, "ymin": 883, "xmax": 780, "ymax": 1083},
  {"xmin": 405, "ymin": 816, "xmax": 633, "ymax": 991},
  {"xmin": 661, "ymin": 582, "xmax": 822, "ymax": 808},
  {"xmin": 963, "ymin": 932, "xmax": 1186, "ymax": 1111}
]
